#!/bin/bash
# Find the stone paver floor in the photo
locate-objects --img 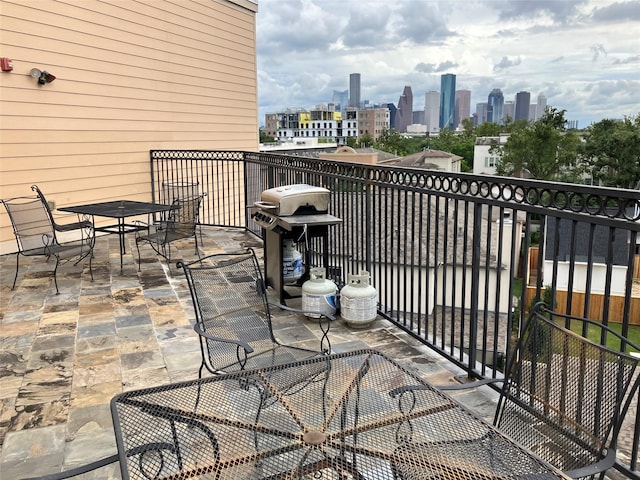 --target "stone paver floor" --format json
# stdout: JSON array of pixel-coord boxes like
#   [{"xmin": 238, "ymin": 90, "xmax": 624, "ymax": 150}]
[{"xmin": 0, "ymin": 228, "xmax": 631, "ymax": 479}]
